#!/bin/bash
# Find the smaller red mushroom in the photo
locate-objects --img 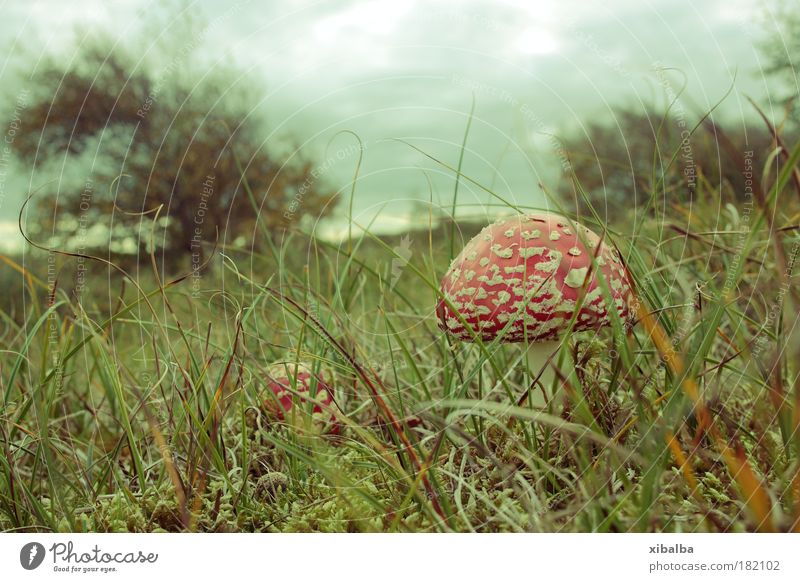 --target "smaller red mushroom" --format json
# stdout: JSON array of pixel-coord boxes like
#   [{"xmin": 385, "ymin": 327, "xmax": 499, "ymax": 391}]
[{"xmin": 264, "ymin": 362, "xmax": 339, "ymax": 434}]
